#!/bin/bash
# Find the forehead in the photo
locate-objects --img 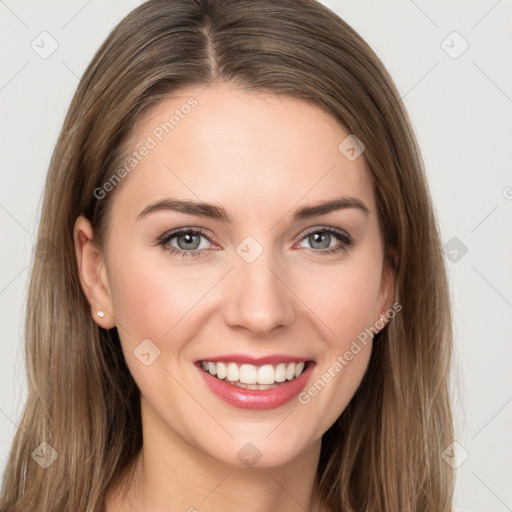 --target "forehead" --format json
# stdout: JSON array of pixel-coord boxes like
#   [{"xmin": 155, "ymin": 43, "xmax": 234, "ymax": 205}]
[{"xmin": 113, "ymin": 83, "xmax": 375, "ymax": 223}]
